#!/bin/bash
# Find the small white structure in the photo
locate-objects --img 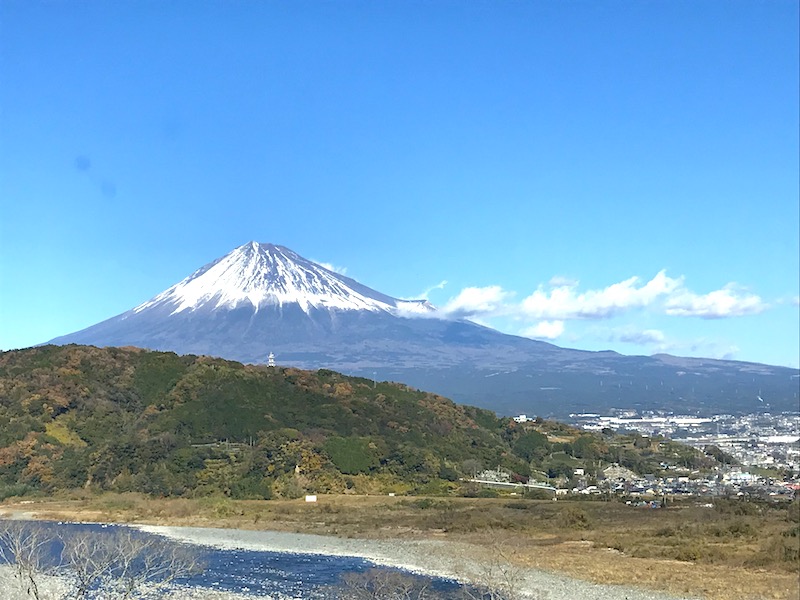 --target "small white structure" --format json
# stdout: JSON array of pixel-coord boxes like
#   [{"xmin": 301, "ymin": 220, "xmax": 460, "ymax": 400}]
[
  {"xmin": 267, "ymin": 352, "xmax": 276, "ymax": 367},
  {"xmin": 305, "ymin": 495, "xmax": 317, "ymax": 503},
  {"xmin": 513, "ymin": 414, "xmax": 529, "ymax": 423}
]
